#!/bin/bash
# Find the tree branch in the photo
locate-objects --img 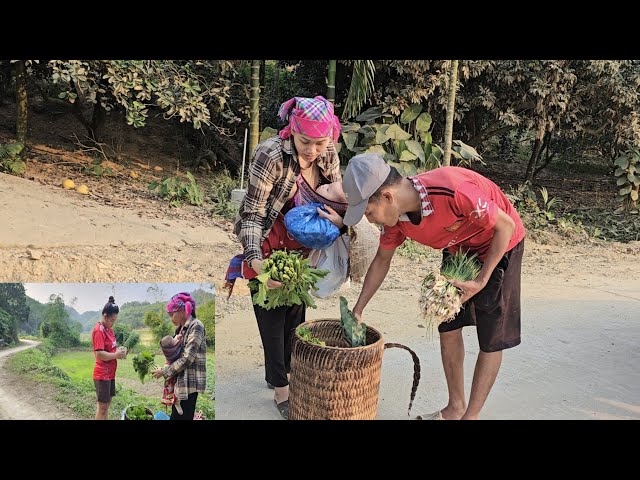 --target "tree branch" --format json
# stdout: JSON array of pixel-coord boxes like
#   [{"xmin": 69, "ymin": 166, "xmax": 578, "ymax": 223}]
[
  {"xmin": 533, "ymin": 132, "xmax": 555, "ymax": 179},
  {"xmin": 71, "ymin": 133, "xmax": 110, "ymax": 162}
]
